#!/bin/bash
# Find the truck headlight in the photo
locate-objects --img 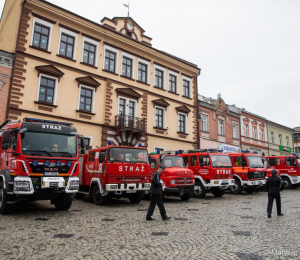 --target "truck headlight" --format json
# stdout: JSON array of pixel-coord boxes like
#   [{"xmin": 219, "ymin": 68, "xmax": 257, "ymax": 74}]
[
  {"xmin": 14, "ymin": 181, "xmax": 30, "ymax": 191},
  {"xmin": 144, "ymin": 183, "xmax": 151, "ymax": 188},
  {"xmin": 170, "ymin": 180, "xmax": 176, "ymax": 185},
  {"xmin": 214, "ymin": 181, "xmax": 219, "ymax": 184},
  {"xmin": 68, "ymin": 180, "xmax": 79, "ymax": 190},
  {"xmin": 110, "ymin": 185, "xmax": 118, "ymax": 189}
]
